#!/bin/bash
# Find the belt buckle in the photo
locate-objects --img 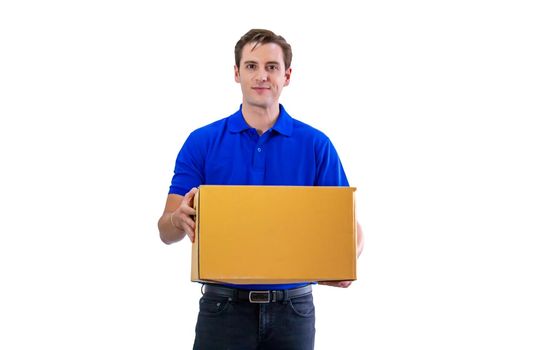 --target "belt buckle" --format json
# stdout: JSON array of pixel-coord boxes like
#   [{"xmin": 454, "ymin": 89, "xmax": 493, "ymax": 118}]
[{"xmin": 249, "ymin": 291, "xmax": 272, "ymax": 303}]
